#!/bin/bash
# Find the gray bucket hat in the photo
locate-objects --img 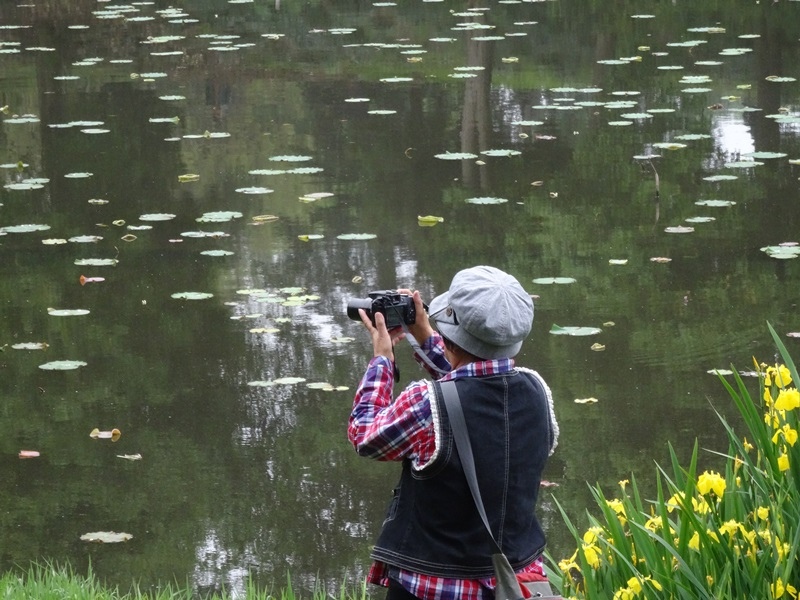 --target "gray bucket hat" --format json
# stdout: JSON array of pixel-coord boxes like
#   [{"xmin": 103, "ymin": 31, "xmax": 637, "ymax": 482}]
[{"xmin": 428, "ymin": 265, "xmax": 533, "ymax": 359}]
